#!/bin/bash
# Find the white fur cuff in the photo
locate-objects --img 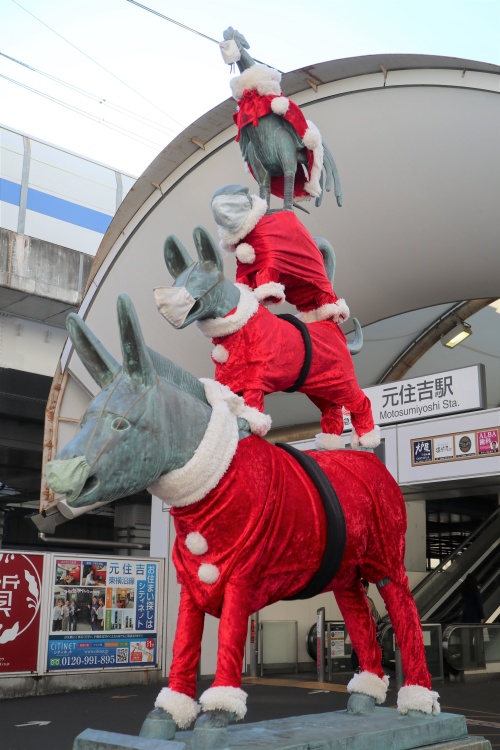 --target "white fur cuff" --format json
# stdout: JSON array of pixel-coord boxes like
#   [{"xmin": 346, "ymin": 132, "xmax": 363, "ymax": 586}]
[
  {"xmin": 315, "ymin": 432, "xmax": 345, "ymax": 451},
  {"xmin": 199, "ymin": 686, "xmax": 248, "ymax": 720},
  {"xmin": 397, "ymin": 685, "xmax": 441, "ymax": 716},
  {"xmin": 297, "ymin": 299, "xmax": 350, "ymax": 324},
  {"xmin": 347, "ymin": 671, "xmax": 389, "ymax": 705},
  {"xmin": 254, "ymin": 282, "xmax": 285, "ymax": 305},
  {"xmin": 351, "ymin": 427, "xmax": 380, "ymax": 450},
  {"xmin": 155, "ymin": 687, "xmax": 200, "ymax": 728}
]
